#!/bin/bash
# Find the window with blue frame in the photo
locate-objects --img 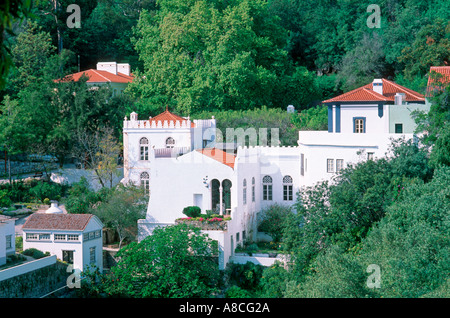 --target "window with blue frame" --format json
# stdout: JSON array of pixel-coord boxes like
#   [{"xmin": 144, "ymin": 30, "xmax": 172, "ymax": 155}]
[{"xmin": 353, "ymin": 117, "xmax": 366, "ymax": 133}]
